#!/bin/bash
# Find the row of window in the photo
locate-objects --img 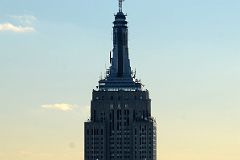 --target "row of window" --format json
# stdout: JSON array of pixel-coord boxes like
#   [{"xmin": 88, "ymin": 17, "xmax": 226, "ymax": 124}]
[
  {"xmin": 134, "ymin": 156, "xmax": 152, "ymax": 160},
  {"xmin": 94, "ymin": 95, "xmax": 145, "ymax": 100},
  {"xmin": 86, "ymin": 142, "xmax": 104, "ymax": 146},
  {"xmin": 86, "ymin": 129, "xmax": 104, "ymax": 135},
  {"xmin": 86, "ymin": 150, "xmax": 104, "ymax": 154},
  {"xmin": 86, "ymin": 155, "xmax": 103, "ymax": 160}
]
